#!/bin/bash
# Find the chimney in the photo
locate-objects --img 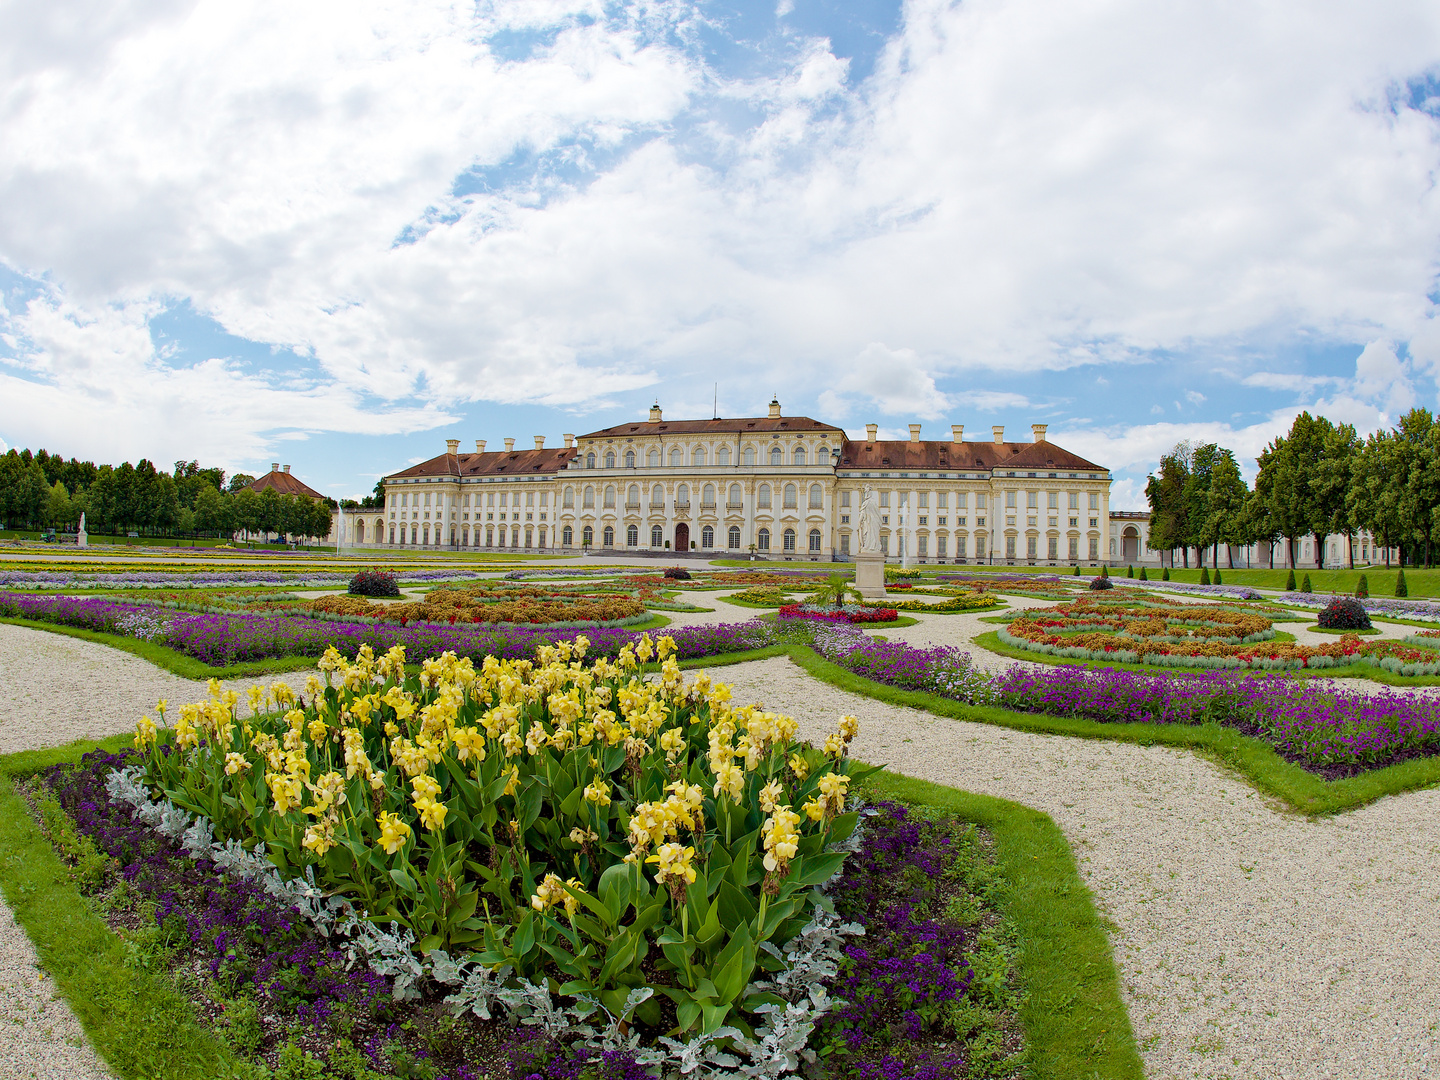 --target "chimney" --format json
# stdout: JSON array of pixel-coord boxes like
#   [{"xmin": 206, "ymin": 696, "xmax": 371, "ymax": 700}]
[
  {"xmin": 504, "ymin": 438, "xmax": 515, "ymax": 453},
  {"xmin": 271, "ymin": 462, "xmax": 280, "ymax": 473},
  {"xmin": 952, "ymin": 425, "xmax": 964, "ymax": 443},
  {"xmin": 649, "ymin": 403, "xmax": 662, "ymax": 422},
  {"xmin": 992, "ymin": 426, "xmax": 1004, "ymax": 444},
  {"xmin": 446, "ymin": 439, "xmax": 460, "ymax": 455},
  {"xmin": 908, "ymin": 424, "xmax": 921, "ymax": 443},
  {"xmin": 769, "ymin": 397, "xmax": 782, "ymax": 419},
  {"xmin": 563, "ymin": 433, "xmax": 574, "ymax": 448},
  {"xmin": 534, "ymin": 436, "xmax": 545, "ymax": 450},
  {"xmin": 865, "ymin": 423, "xmax": 878, "ymax": 442},
  {"xmin": 475, "ymin": 440, "xmax": 486, "ymax": 454},
  {"xmin": 283, "ymin": 464, "xmax": 291, "ymax": 474},
  {"xmin": 1032, "ymin": 424, "xmax": 1047, "ymax": 443}
]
